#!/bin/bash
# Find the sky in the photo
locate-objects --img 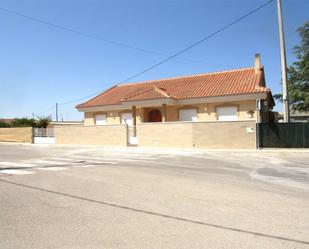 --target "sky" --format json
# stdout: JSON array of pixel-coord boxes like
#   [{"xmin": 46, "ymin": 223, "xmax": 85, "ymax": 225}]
[{"xmin": 0, "ymin": 0, "xmax": 308, "ymax": 120}]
